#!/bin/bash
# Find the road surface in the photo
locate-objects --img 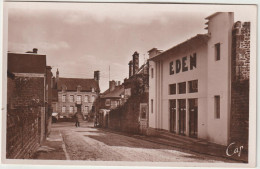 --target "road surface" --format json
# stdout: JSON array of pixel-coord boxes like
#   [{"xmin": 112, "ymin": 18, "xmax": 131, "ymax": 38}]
[{"xmin": 51, "ymin": 122, "xmax": 230, "ymax": 162}]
